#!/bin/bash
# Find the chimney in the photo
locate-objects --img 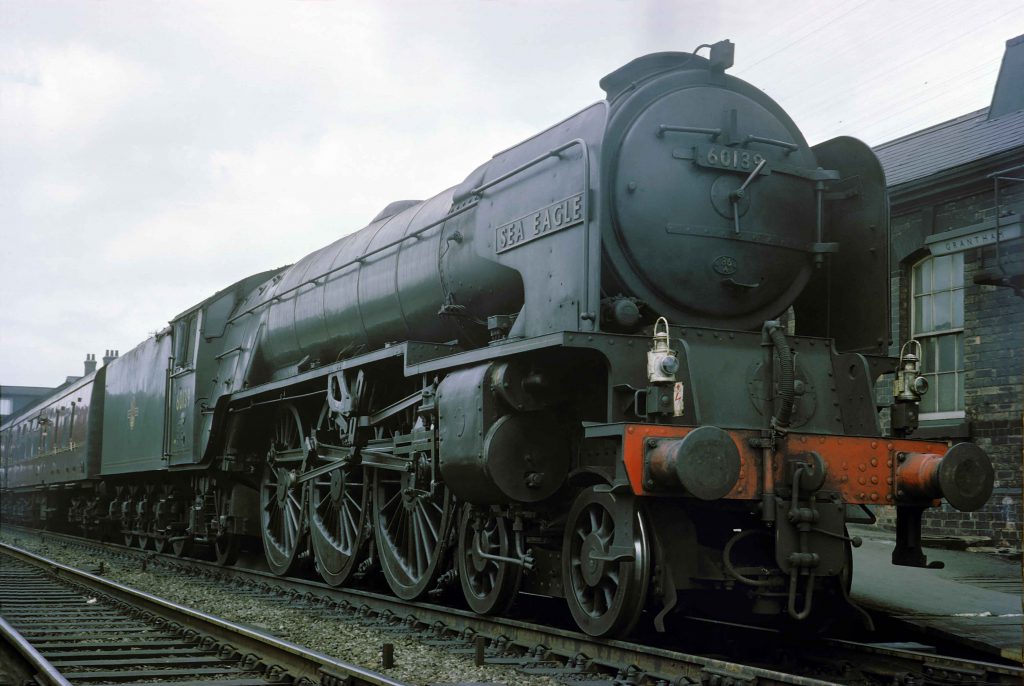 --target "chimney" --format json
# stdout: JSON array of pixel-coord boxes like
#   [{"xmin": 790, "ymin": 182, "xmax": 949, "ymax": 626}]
[
  {"xmin": 988, "ymin": 34, "xmax": 1024, "ymax": 119},
  {"xmin": 102, "ymin": 350, "xmax": 119, "ymax": 366},
  {"xmin": 84, "ymin": 353, "xmax": 97, "ymax": 375}
]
